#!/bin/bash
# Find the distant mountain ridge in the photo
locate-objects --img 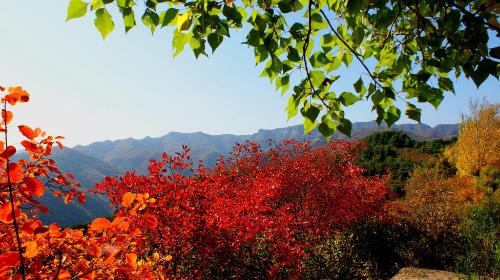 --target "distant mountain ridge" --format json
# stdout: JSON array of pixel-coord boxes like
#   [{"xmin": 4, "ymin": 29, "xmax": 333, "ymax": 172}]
[
  {"xmin": 41, "ymin": 121, "xmax": 457, "ymax": 226},
  {"xmin": 73, "ymin": 121, "xmax": 458, "ymax": 172}
]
